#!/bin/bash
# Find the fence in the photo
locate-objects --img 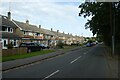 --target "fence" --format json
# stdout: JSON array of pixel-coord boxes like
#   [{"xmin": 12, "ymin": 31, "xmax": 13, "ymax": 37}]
[{"xmin": 2, "ymin": 47, "xmax": 27, "ymax": 57}]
